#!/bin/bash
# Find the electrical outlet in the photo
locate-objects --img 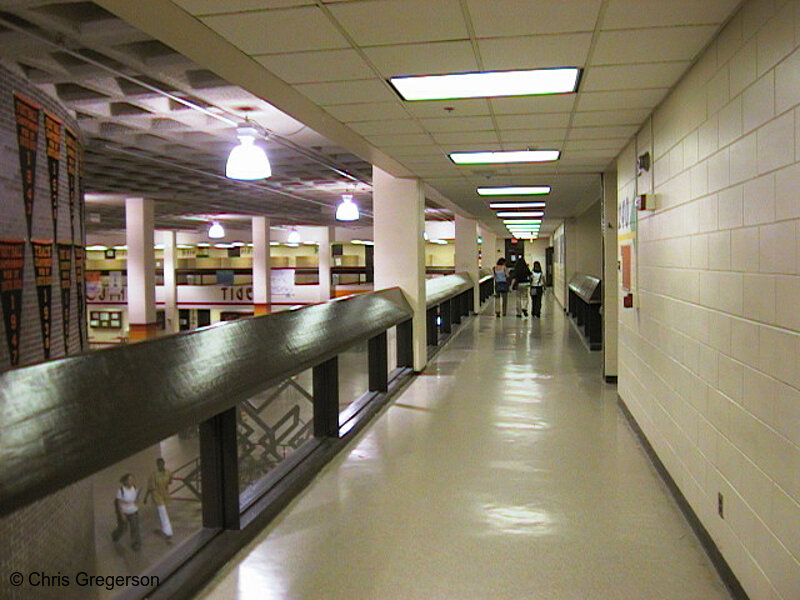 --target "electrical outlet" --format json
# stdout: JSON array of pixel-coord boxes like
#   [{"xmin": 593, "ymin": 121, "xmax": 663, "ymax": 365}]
[{"xmin": 717, "ymin": 492, "xmax": 724, "ymax": 518}]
